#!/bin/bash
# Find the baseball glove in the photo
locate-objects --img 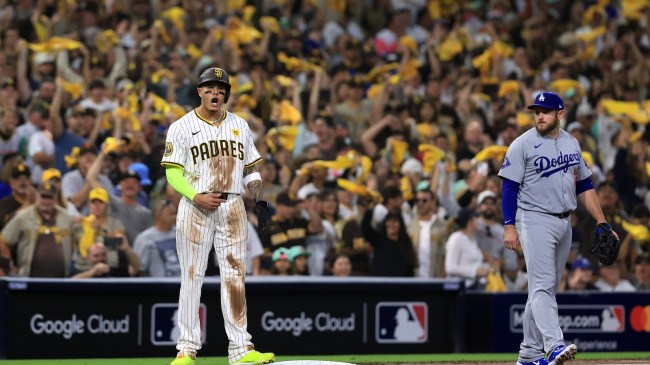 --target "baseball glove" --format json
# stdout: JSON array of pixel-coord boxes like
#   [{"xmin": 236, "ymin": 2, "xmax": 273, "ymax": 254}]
[
  {"xmin": 255, "ymin": 200, "xmax": 271, "ymax": 237},
  {"xmin": 590, "ymin": 222, "xmax": 621, "ymax": 266}
]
